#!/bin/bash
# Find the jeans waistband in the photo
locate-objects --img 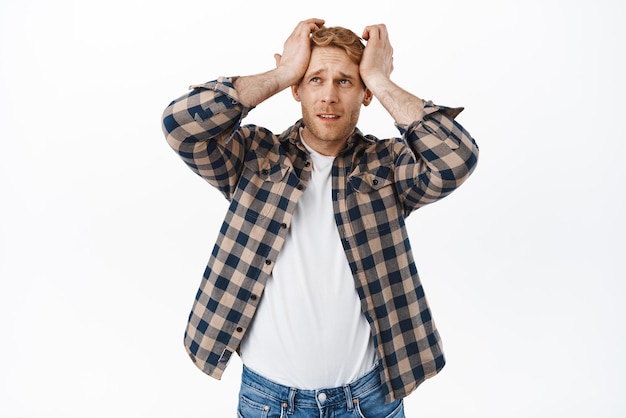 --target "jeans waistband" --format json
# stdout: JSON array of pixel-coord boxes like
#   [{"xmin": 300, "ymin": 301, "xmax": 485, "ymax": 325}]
[{"xmin": 241, "ymin": 362, "xmax": 383, "ymax": 412}]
